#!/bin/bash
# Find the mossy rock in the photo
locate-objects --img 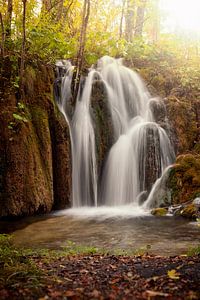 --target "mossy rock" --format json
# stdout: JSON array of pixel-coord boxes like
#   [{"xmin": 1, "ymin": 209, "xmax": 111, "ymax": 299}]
[
  {"xmin": 168, "ymin": 154, "xmax": 200, "ymax": 205},
  {"xmin": 151, "ymin": 207, "xmax": 168, "ymax": 216},
  {"xmin": 179, "ymin": 204, "xmax": 198, "ymax": 220},
  {"xmin": 90, "ymin": 80, "xmax": 114, "ymax": 180},
  {"xmin": 165, "ymin": 97, "xmax": 197, "ymax": 154}
]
